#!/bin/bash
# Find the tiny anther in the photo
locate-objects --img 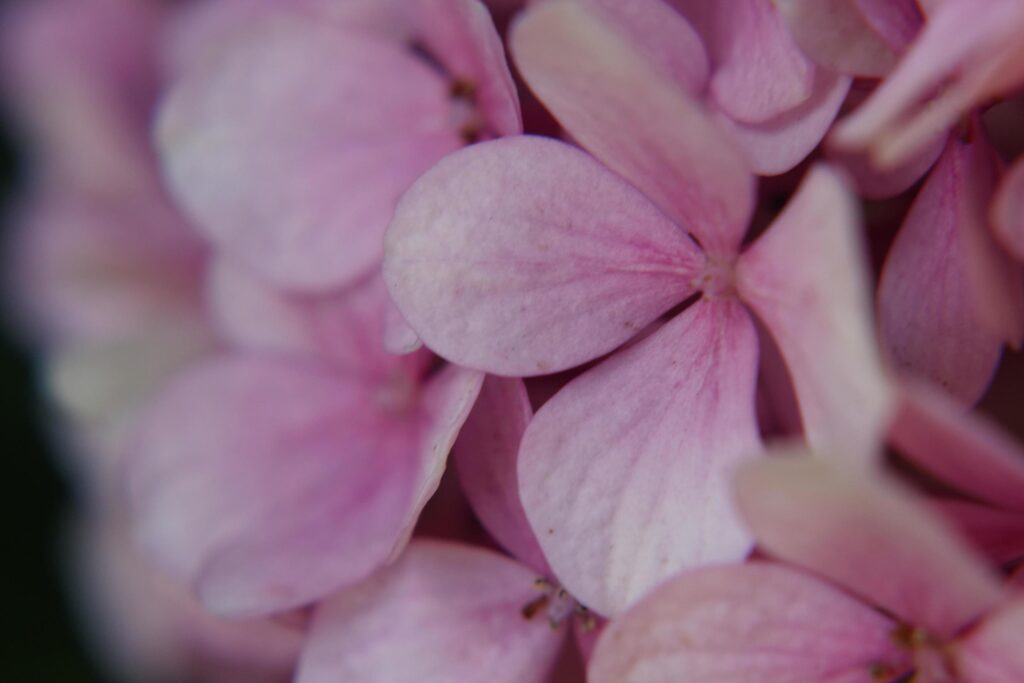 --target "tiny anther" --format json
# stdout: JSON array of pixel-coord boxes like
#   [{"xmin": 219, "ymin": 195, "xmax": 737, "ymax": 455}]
[
  {"xmin": 521, "ymin": 594, "xmax": 550, "ymax": 620},
  {"xmin": 449, "ymin": 78, "xmax": 477, "ymax": 100}
]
